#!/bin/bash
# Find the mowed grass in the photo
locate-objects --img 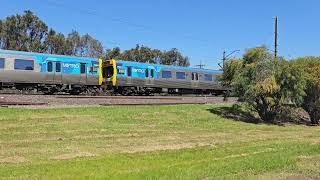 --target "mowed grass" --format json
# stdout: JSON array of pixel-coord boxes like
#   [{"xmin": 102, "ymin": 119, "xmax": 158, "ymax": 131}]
[{"xmin": 0, "ymin": 105, "xmax": 319, "ymax": 179}]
